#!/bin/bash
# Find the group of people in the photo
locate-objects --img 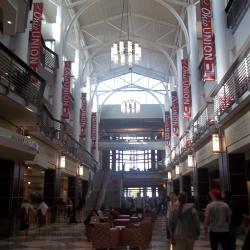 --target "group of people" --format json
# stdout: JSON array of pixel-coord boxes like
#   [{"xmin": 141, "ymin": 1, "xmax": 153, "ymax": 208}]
[
  {"xmin": 20, "ymin": 199, "xmax": 49, "ymax": 233},
  {"xmin": 166, "ymin": 189, "xmax": 250, "ymax": 250}
]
